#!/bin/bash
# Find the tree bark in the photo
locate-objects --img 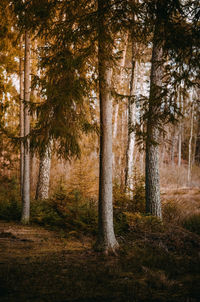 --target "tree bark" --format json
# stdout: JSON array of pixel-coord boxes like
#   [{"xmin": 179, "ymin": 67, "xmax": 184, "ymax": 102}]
[
  {"xmin": 145, "ymin": 24, "xmax": 163, "ymax": 219},
  {"xmin": 125, "ymin": 43, "xmax": 137, "ymax": 194},
  {"xmin": 195, "ymin": 113, "xmax": 200, "ymax": 165},
  {"xmin": 113, "ymin": 103, "xmax": 119, "ymax": 140},
  {"xmin": 187, "ymin": 102, "xmax": 194, "ymax": 184},
  {"xmin": 21, "ymin": 32, "xmax": 31, "ymax": 224},
  {"xmin": 178, "ymin": 123, "xmax": 182, "ymax": 167},
  {"xmin": 19, "ymin": 37, "xmax": 24, "ymax": 198},
  {"xmin": 36, "ymin": 142, "xmax": 52, "ymax": 200},
  {"xmin": 95, "ymin": 0, "xmax": 119, "ymax": 254},
  {"xmin": 171, "ymin": 126, "xmax": 176, "ymax": 166}
]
